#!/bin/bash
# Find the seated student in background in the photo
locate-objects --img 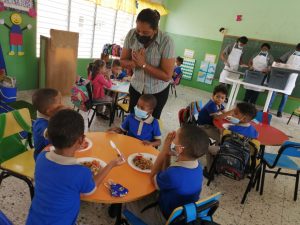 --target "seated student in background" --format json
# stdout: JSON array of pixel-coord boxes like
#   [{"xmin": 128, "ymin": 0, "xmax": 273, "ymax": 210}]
[
  {"xmin": 172, "ymin": 56, "xmax": 183, "ymax": 83},
  {"xmin": 206, "ymin": 102, "xmax": 258, "ymax": 171},
  {"xmin": 32, "ymin": 88, "xmax": 63, "ymax": 161},
  {"xmin": 125, "ymin": 125, "xmax": 209, "ymax": 225},
  {"xmin": 243, "ymin": 43, "xmax": 274, "ymax": 105},
  {"xmin": 26, "ymin": 110, "xmax": 124, "ymax": 225},
  {"xmin": 87, "ymin": 59, "xmax": 113, "ymax": 118},
  {"xmin": 268, "ymin": 43, "xmax": 300, "ymax": 117},
  {"xmin": 110, "ymin": 59, "xmax": 129, "ymax": 81},
  {"xmin": 108, "ymin": 94, "xmax": 161, "ymax": 147}
]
